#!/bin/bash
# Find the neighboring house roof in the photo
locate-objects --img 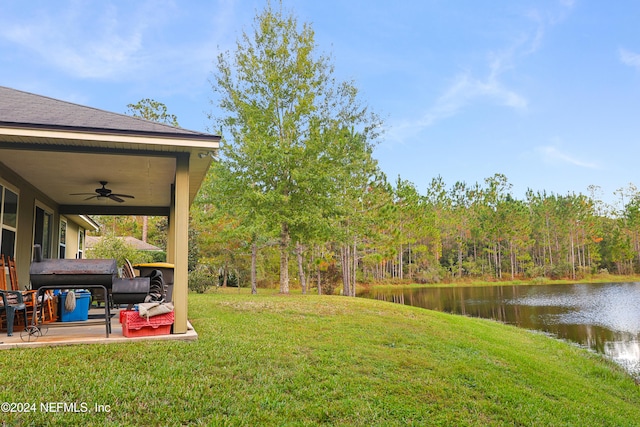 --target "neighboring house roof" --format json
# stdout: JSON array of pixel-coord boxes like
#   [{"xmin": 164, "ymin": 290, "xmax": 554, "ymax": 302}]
[
  {"xmin": 85, "ymin": 236, "xmax": 163, "ymax": 252},
  {"xmin": 67, "ymin": 214, "xmax": 101, "ymax": 232},
  {"xmin": 0, "ymin": 86, "xmax": 212, "ymax": 140}
]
